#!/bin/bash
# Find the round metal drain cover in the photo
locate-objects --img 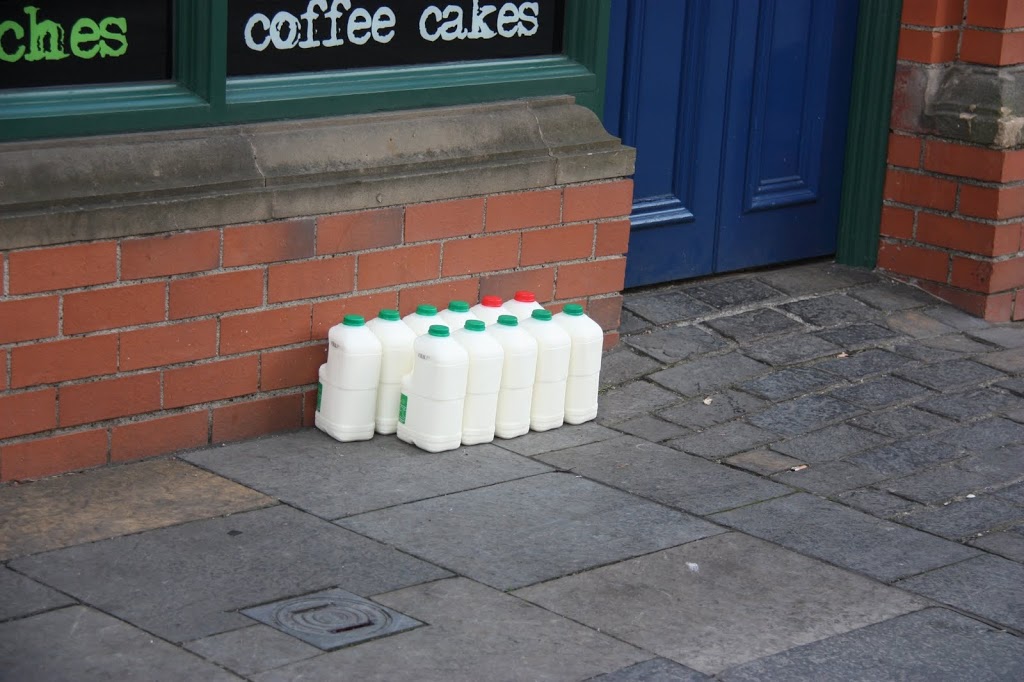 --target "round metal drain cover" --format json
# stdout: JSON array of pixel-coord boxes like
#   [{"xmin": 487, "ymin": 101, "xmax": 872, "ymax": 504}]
[{"xmin": 242, "ymin": 588, "xmax": 422, "ymax": 650}]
